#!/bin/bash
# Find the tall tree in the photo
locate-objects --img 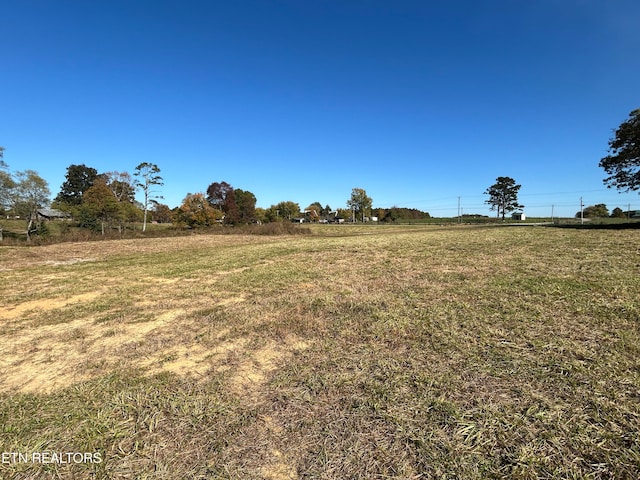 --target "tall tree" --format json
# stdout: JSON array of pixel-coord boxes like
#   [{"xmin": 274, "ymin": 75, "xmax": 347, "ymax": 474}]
[
  {"xmin": 55, "ymin": 164, "xmax": 98, "ymax": 206},
  {"xmin": 12, "ymin": 170, "xmax": 51, "ymax": 241},
  {"xmin": 206, "ymin": 181, "xmax": 239, "ymax": 224},
  {"xmin": 347, "ymin": 187, "xmax": 373, "ymax": 222},
  {"xmin": 234, "ymin": 189, "xmax": 257, "ymax": 223},
  {"xmin": 206, "ymin": 181, "xmax": 233, "ymax": 210},
  {"xmin": 484, "ymin": 176, "xmax": 523, "ymax": 220},
  {"xmin": 81, "ymin": 181, "xmax": 121, "ymax": 235},
  {"xmin": 599, "ymin": 108, "xmax": 640, "ymax": 192},
  {"xmin": 134, "ymin": 162, "xmax": 164, "ymax": 232}
]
